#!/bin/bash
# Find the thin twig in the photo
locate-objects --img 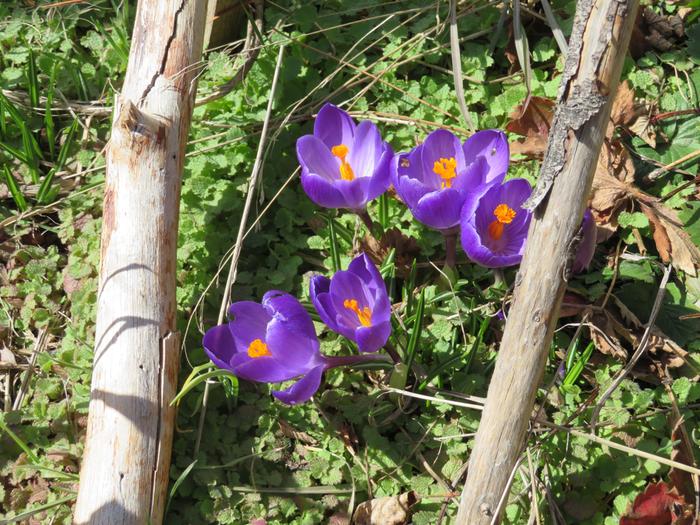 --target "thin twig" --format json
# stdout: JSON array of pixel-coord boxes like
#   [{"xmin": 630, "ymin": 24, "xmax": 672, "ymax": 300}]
[
  {"xmin": 645, "ymin": 147, "xmax": 700, "ymax": 181},
  {"xmin": 590, "ymin": 264, "xmax": 672, "ymax": 431},
  {"xmin": 12, "ymin": 329, "xmax": 49, "ymax": 411},
  {"xmin": 449, "ymin": 0, "xmax": 475, "ymax": 131},
  {"xmin": 193, "ymin": 43, "xmax": 286, "ymax": 457}
]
